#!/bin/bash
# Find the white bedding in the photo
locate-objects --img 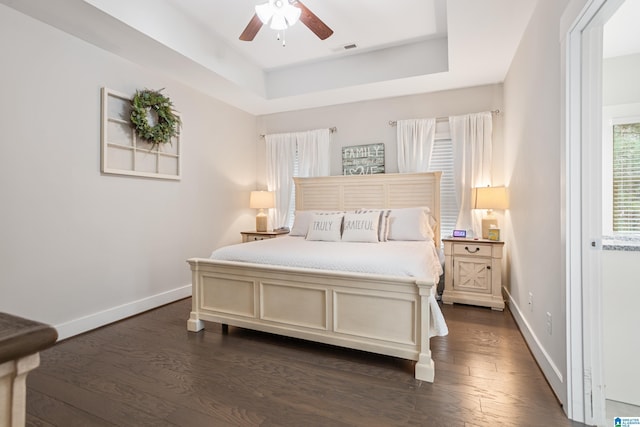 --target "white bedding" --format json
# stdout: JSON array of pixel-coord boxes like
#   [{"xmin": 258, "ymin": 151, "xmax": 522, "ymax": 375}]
[
  {"xmin": 210, "ymin": 236, "xmax": 448, "ymax": 337},
  {"xmin": 210, "ymin": 236, "xmax": 443, "ymax": 282}
]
